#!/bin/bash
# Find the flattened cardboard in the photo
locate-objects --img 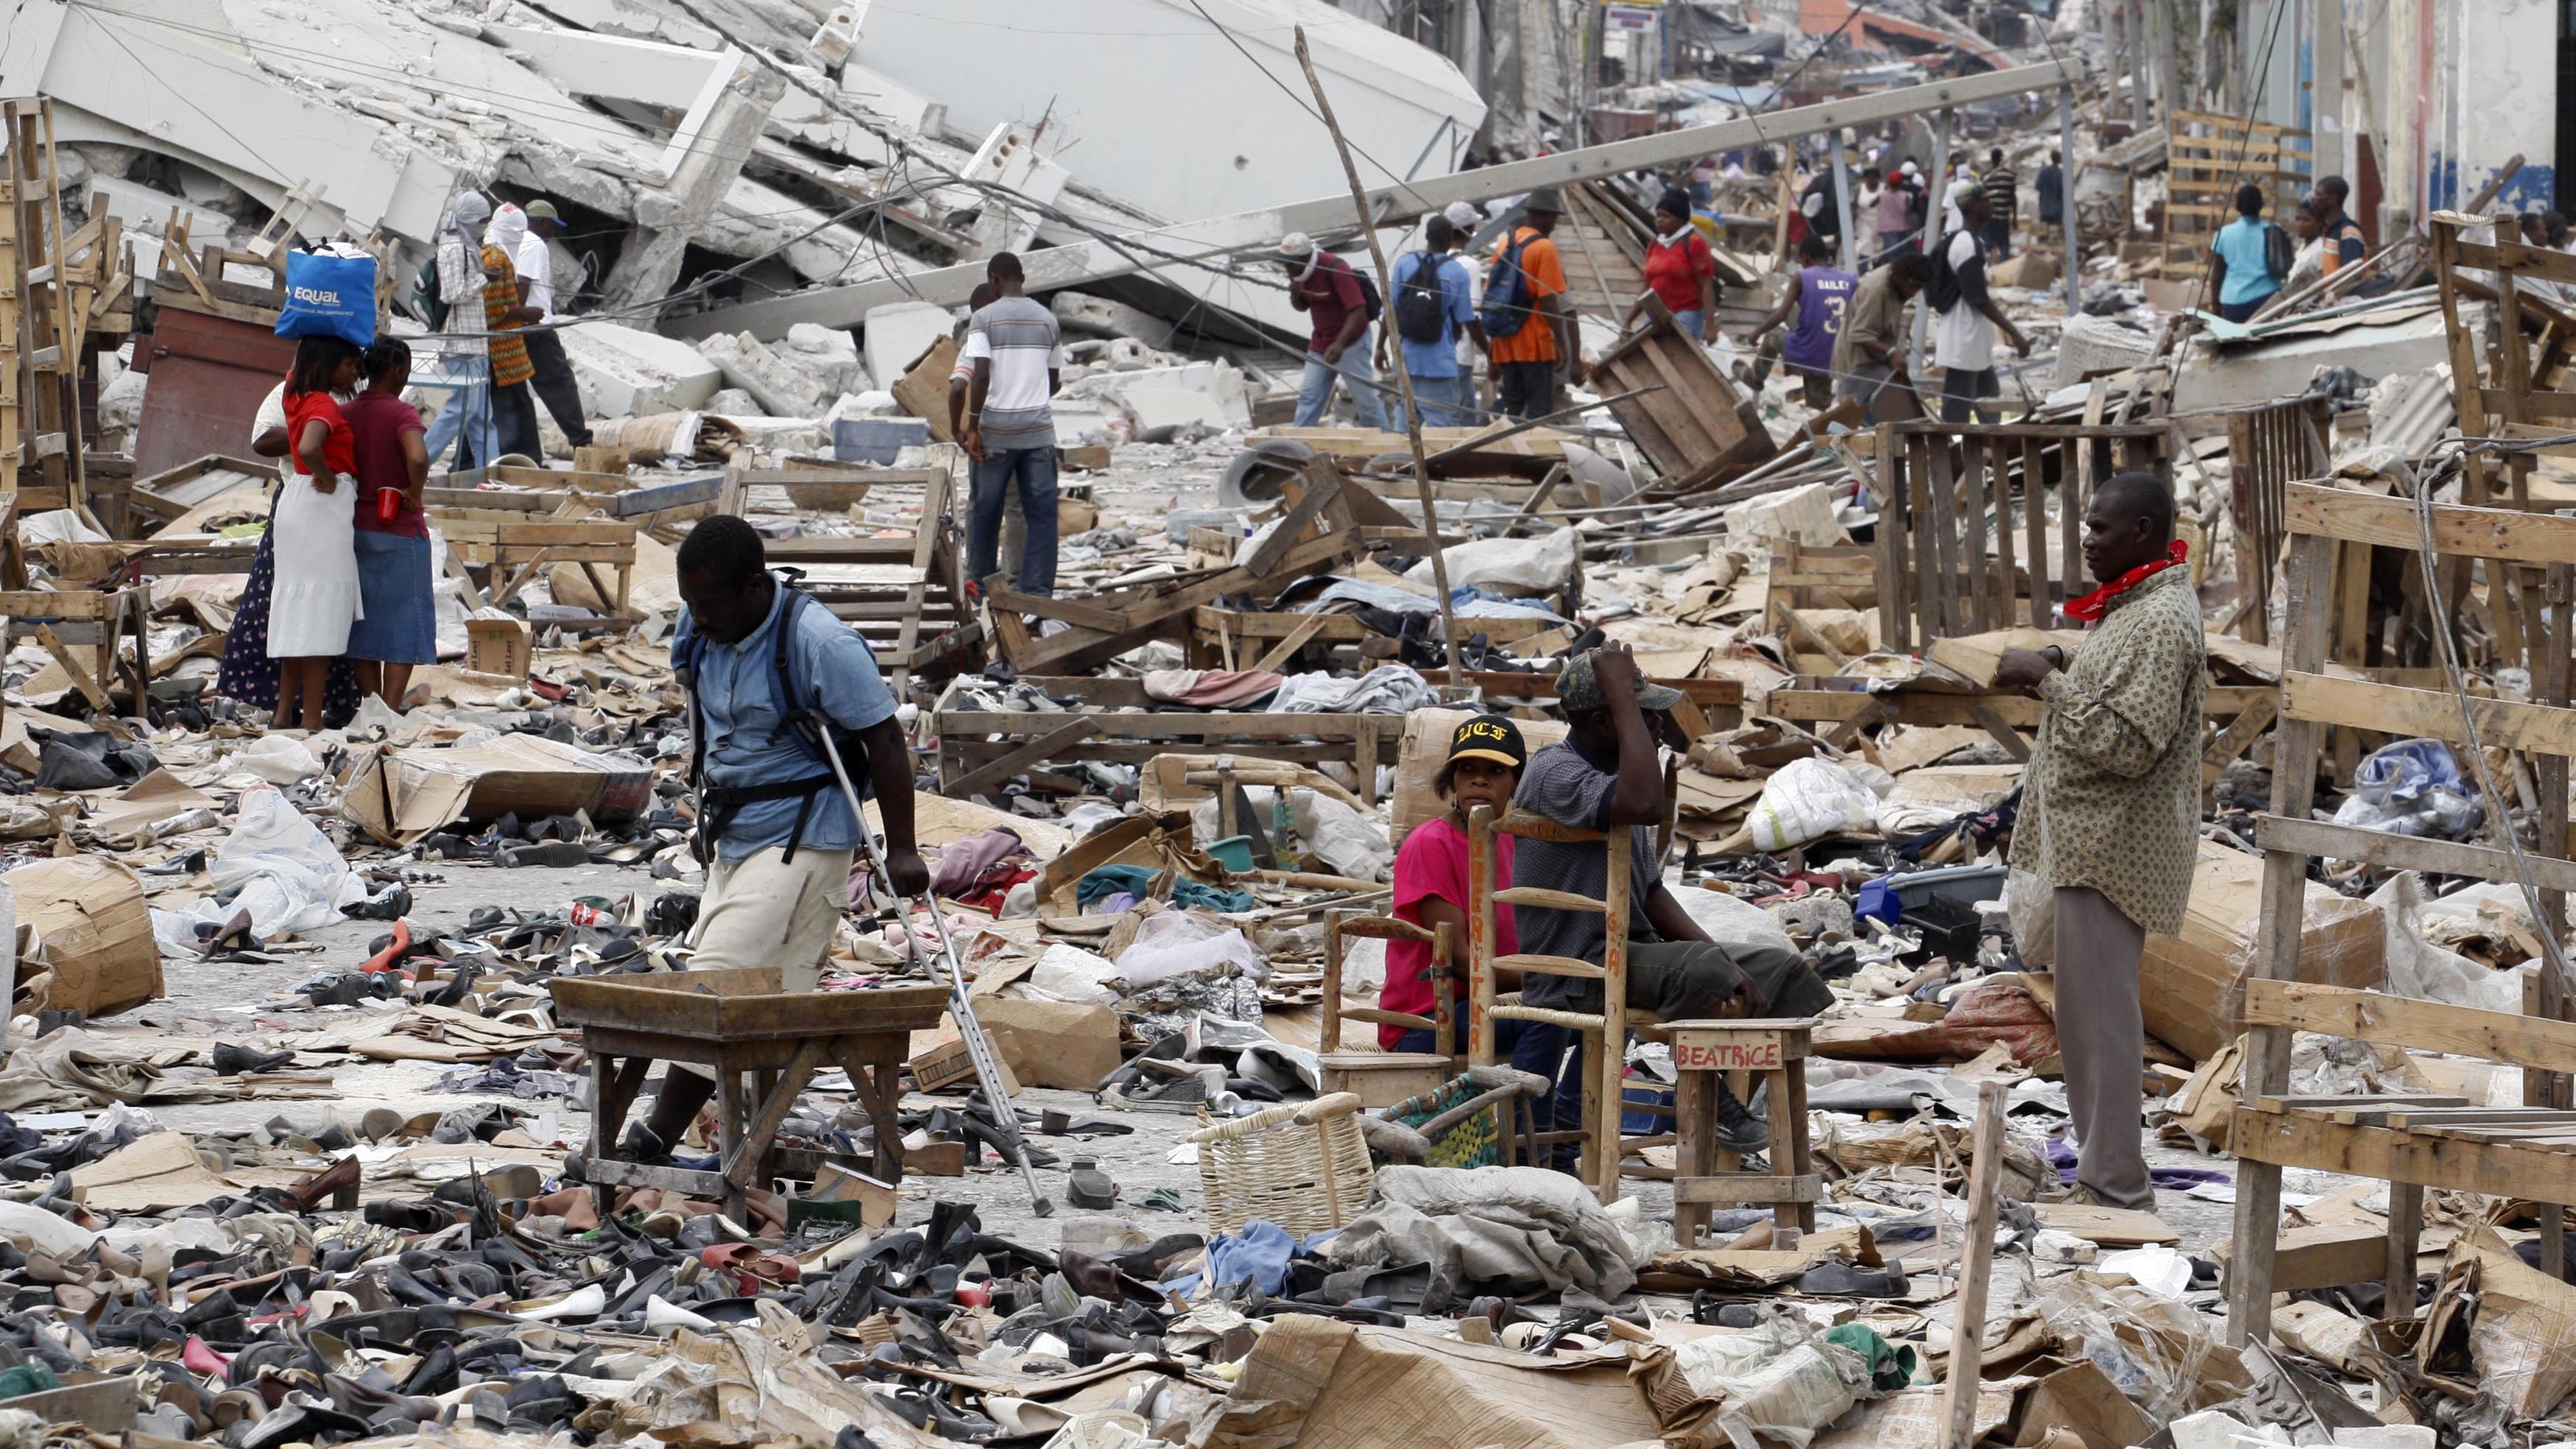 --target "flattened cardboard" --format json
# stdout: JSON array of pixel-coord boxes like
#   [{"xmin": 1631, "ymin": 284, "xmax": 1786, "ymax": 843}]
[
  {"xmin": 341, "ymin": 733, "xmax": 653, "ymax": 845},
  {"xmin": 973, "ymin": 995, "xmax": 1121, "ymax": 1091},
  {"xmin": 1210, "ymin": 1314, "xmax": 1660, "ymax": 1449}
]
